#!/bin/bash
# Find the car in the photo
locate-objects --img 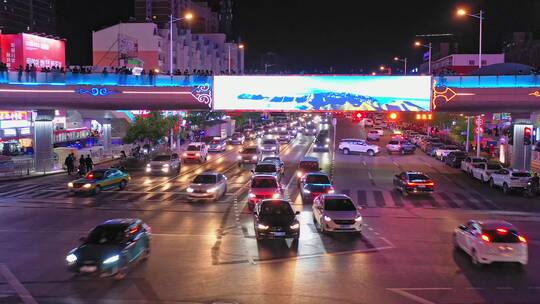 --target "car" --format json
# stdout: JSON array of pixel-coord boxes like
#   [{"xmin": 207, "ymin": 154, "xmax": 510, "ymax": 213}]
[
  {"xmin": 229, "ymin": 132, "xmax": 245, "ymax": 145},
  {"xmin": 261, "ymin": 155, "xmax": 284, "ymax": 174},
  {"xmin": 312, "ymin": 194, "xmax": 363, "ymax": 233},
  {"xmin": 393, "ymin": 171, "xmax": 435, "ymax": 195},
  {"xmin": 300, "ymin": 172, "xmax": 334, "ymax": 203},
  {"xmin": 313, "ymin": 133, "xmax": 330, "ymax": 152},
  {"xmin": 367, "ymin": 130, "xmax": 380, "ymax": 141},
  {"xmin": 489, "ymin": 169, "xmax": 531, "ymax": 194},
  {"xmin": 445, "ymin": 151, "xmax": 468, "ymax": 168},
  {"xmin": 182, "ymin": 143, "xmax": 208, "ymax": 163},
  {"xmin": 145, "ymin": 154, "xmax": 181, "ymax": 175},
  {"xmin": 260, "ymin": 138, "xmax": 280, "ymax": 154},
  {"xmin": 253, "ymin": 199, "xmax": 300, "ymax": 241},
  {"xmin": 471, "ymin": 162, "xmax": 503, "ymax": 182},
  {"xmin": 276, "ymin": 130, "xmax": 292, "ymax": 143},
  {"xmin": 287, "ymin": 126, "xmax": 298, "ymax": 137},
  {"xmin": 296, "ymin": 156, "xmax": 321, "ymax": 180},
  {"xmin": 426, "ymin": 142, "xmax": 445, "ymax": 157},
  {"xmin": 434, "ymin": 145, "xmax": 461, "ymax": 160},
  {"xmin": 373, "ymin": 126, "xmax": 384, "ymax": 136},
  {"xmin": 419, "ymin": 137, "xmax": 441, "ymax": 151},
  {"xmin": 461, "ymin": 156, "xmax": 488, "ymax": 175},
  {"xmin": 303, "ymin": 124, "xmax": 318, "ymax": 135},
  {"xmin": 208, "ymin": 138, "xmax": 227, "ymax": 152},
  {"xmin": 66, "ymin": 219, "xmax": 151, "ymax": 279},
  {"xmin": 252, "ymin": 161, "xmax": 282, "ymax": 181},
  {"xmin": 360, "ymin": 118, "xmax": 373, "ymax": 127},
  {"xmin": 453, "ymin": 220, "xmax": 528, "ymax": 266},
  {"xmin": 243, "ymin": 129, "xmax": 256, "ymax": 140},
  {"xmin": 386, "ymin": 140, "xmax": 416, "ymax": 155},
  {"xmin": 186, "ymin": 172, "xmax": 228, "ymax": 201},
  {"xmin": 237, "ymin": 146, "xmax": 261, "ymax": 166},
  {"xmin": 338, "ymin": 138, "xmax": 380, "ymax": 156},
  {"xmin": 68, "ymin": 168, "xmax": 130, "ymax": 195},
  {"xmin": 248, "ymin": 174, "xmax": 283, "ymax": 210}
]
